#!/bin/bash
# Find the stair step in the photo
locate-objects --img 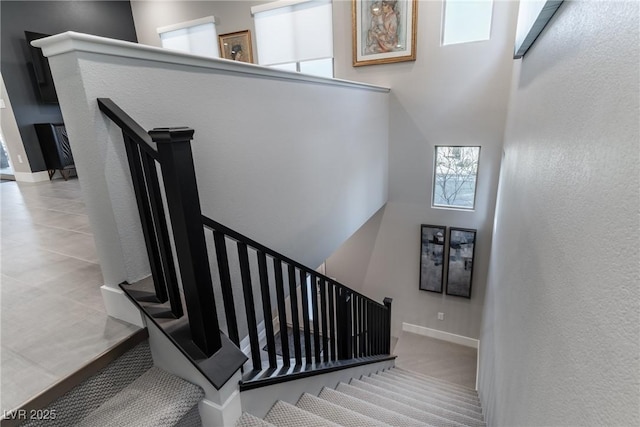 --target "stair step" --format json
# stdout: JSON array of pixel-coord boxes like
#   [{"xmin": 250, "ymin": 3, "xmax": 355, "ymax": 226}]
[
  {"xmin": 382, "ymin": 370, "xmax": 479, "ymax": 401},
  {"xmin": 350, "ymin": 378, "xmax": 485, "ymax": 426},
  {"xmin": 296, "ymin": 393, "xmax": 388, "ymax": 427},
  {"xmin": 336, "ymin": 382, "xmax": 466, "ymax": 427},
  {"xmin": 392, "ymin": 367, "xmax": 478, "ymax": 393},
  {"xmin": 236, "ymin": 412, "xmax": 276, "ymax": 427},
  {"xmin": 264, "ymin": 401, "xmax": 340, "ymax": 427},
  {"xmin": 370, "ymin": 373, "xmax": 482, "ymax": 410},
  {"xmin": 76, "ymin": 367, "xmax": 203, "ymax": 427},
  {"xmin": 360, "ymin": 374, "xmax": 483, "ymax": 418},
  {"xmin": 376, "ymin": 372, "xmax": 481, "ymax": 406},
  {"xmin": 318, "ymin": 387, "xmax": 426, "ymax": 427},
  {"xmin": 389, "ymin": 368, "xmax": 479, "ymax": 396}
]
